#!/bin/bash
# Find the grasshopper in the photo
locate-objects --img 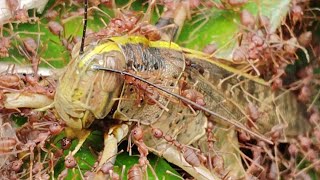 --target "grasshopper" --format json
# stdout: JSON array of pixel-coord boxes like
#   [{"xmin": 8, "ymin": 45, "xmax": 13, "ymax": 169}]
[
  {"xmin": 0, "ymin": 0, "xmax": 311, "ymax": 179},
  {"xmin": 53, "ymin": 32, "xmax": 309, "ymax": 178}
]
